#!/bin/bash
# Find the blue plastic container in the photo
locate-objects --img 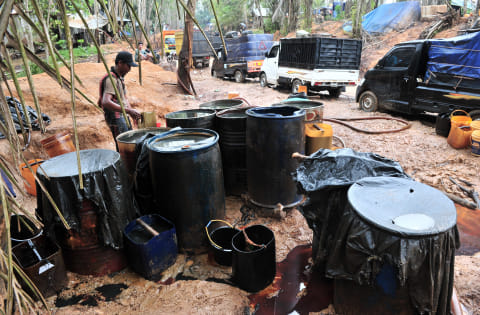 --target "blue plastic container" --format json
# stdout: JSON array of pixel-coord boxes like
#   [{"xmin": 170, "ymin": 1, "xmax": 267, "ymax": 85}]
[{"xmin": 124, "ymin": 214, "xmax": 177, "ymax": 280}]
